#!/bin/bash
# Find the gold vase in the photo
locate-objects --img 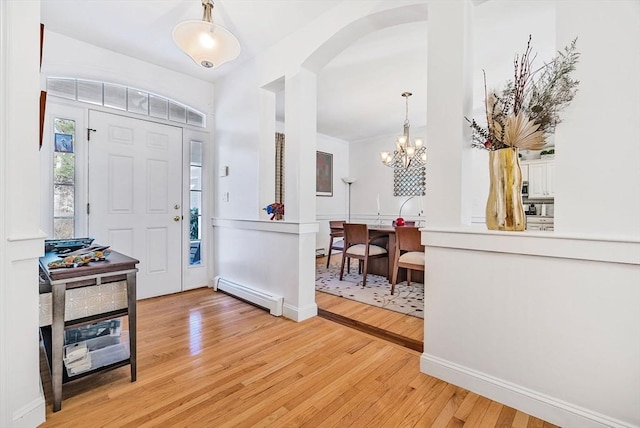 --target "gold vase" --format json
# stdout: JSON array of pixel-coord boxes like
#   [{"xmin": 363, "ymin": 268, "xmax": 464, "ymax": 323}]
[{"xmin": 486, "ymin": 147, "xmax": 526, "ymax": 231}]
